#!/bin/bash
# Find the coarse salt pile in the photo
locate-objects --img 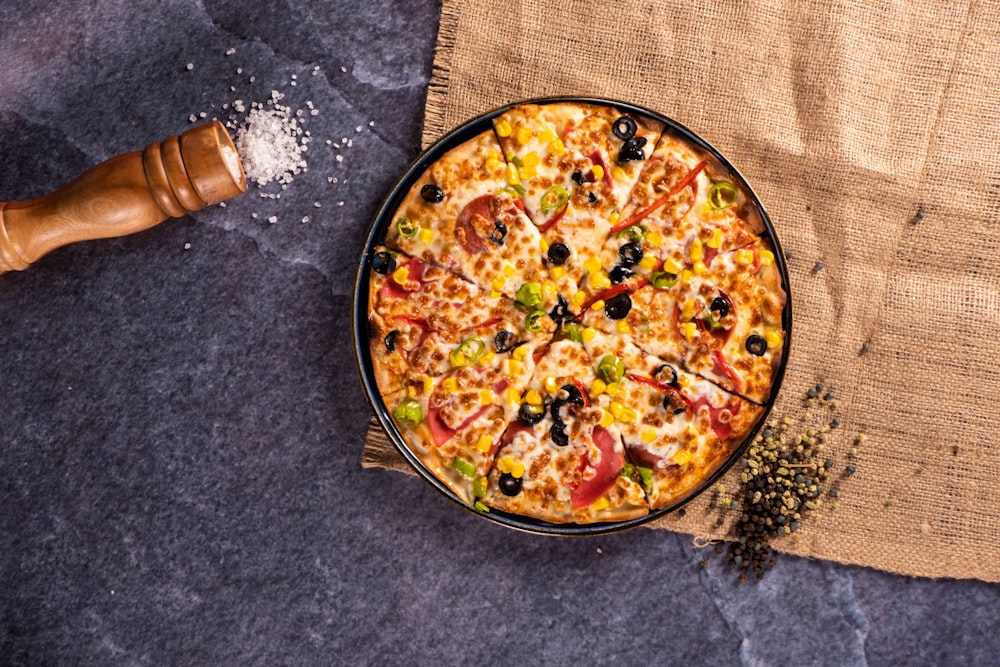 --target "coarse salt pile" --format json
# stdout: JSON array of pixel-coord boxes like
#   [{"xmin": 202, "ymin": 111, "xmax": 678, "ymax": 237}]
[{"xmin": 233, "ymin": 91, "xmax": 308, "ymax": 187}]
